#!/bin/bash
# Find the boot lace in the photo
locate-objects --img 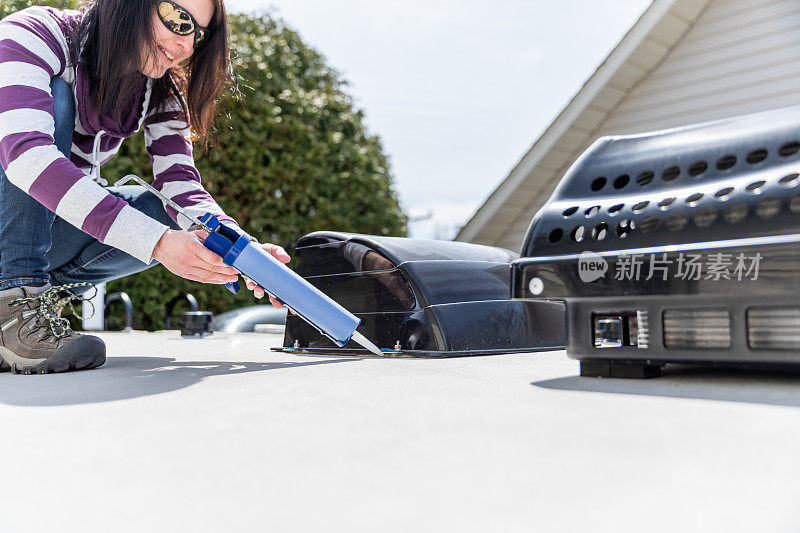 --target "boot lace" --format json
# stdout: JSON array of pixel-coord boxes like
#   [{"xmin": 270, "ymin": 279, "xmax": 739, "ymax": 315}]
[{"xmin": 10, "ymin": 282, "xmax": 98, "ymax": 340}]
